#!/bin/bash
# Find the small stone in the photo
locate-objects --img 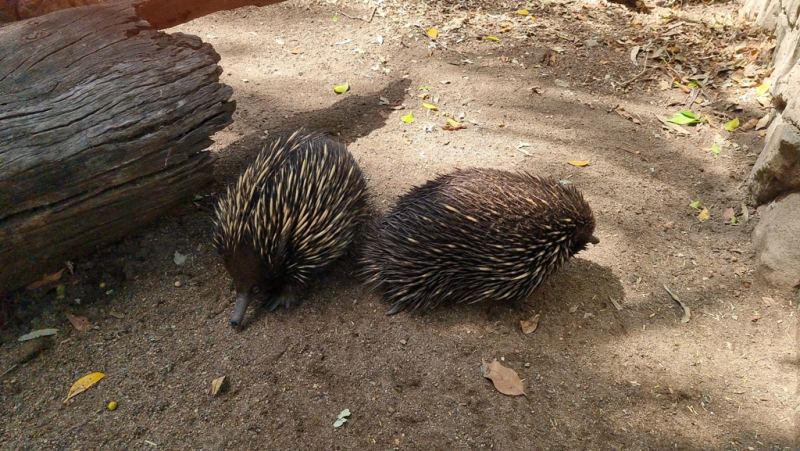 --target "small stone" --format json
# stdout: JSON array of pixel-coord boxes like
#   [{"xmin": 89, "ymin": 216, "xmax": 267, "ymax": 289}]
[
  {"xmin": 400, "ymin": 339, "xmax": 407, "ymax": 345},
  {"xmin": 174, "ymin": 281, "xmax": 182, "ymax": 288},
  {"xmin": 584, "ymin": 39, "xmax": 600, "ymax": 48},
  {"xmin": 731, "ymin": 256, "xmax": 738, "ymax": 262}
]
